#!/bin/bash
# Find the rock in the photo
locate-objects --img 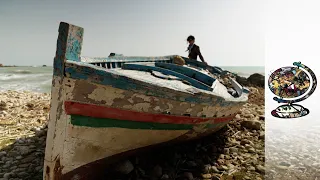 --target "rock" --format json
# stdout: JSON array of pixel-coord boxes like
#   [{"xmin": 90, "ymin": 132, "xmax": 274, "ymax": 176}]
[
  {"xmin": 247, "ymin": 73, "xmax": 264, "ymax": 87},
  {"xmin": 241, "ymin": 120, "xmax": 261, "ymax": 130},
  {"xmin": 161, "ymin": 174, "xmax": 169, "ymax": 179},
  {"xmin": 3, "ymin": 173, "xmax": 11, "ymax": 179},
  {"xmin": 247, "ymin": 166, "xmax": 256, "ymax": 171},
  {"xmin": 256, "ymin": 165, "xmax": 265, "ymax": 174},
  {"xmin": 236, "ymin": 76, "xmax": 249, "ymax": 86},
  {"xmin": 276, "ymin": 165, "xmax": 289, "ymax": 170},
  {"xmin": 183, "ymin": 172, "xmax": 194, "ymax": 180},
  {"xmin": 186, "ymin": 161, "xmax": 197, "ymax": 168},
  {"xmin": 201, "ymin": 173, "xmax": 212, "ymax": 179},
  {"xmin": 221, "ymin": 165, "xmax": 228, "ymax": 171},
  {"xmin": 259, "ymin": 132, "xmax": 265, "ymax": 139},
  {"xmin": 113, "ymin": 160, "xmax": 134, "ymax": 174},
  {"xmin": 229, "ymin": 147, "xmax": 238, "ymax": 153},
  {"xmin": 151, "ymin": 165, "xmax": 162, "ymax": 178},
  {"xmin": 202, "ymin": 164, "xmax": 211, "ymax": 173},
  {"xmin": 224, "ymin": 148, "xmax": 230, "ymax": 154},
  {"xmin": 248, "ymin": 148, "xmax": 255, "ymax": 153},
  {"xmin": 0, "ymin": 101, "xmax": 7, "ymax": 110},
  {"xmin": 211, "ymin": 166, "xmax": 220, "ymax": 173},
  {"xmin": 17, "ymin": 172, "xmax": 28, "ymax": 178},
  {"xmin": 211, "ymin": 175, "xmax": 220, "ymax": 180},
  {"xmin": 279, "ymin": 162, "xmax": 291, "ymax": 167},
  {"xmin": 0, "ymin": 151, "xmax": 6, "ymax": 157}
]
